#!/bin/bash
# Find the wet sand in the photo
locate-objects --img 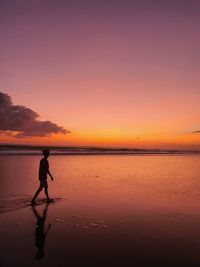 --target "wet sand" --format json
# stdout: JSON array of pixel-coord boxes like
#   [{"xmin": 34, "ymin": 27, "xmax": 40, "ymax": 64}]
[{"xmin": 1, "ymin": 196, "xmax": 200, "ymax": 267}]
